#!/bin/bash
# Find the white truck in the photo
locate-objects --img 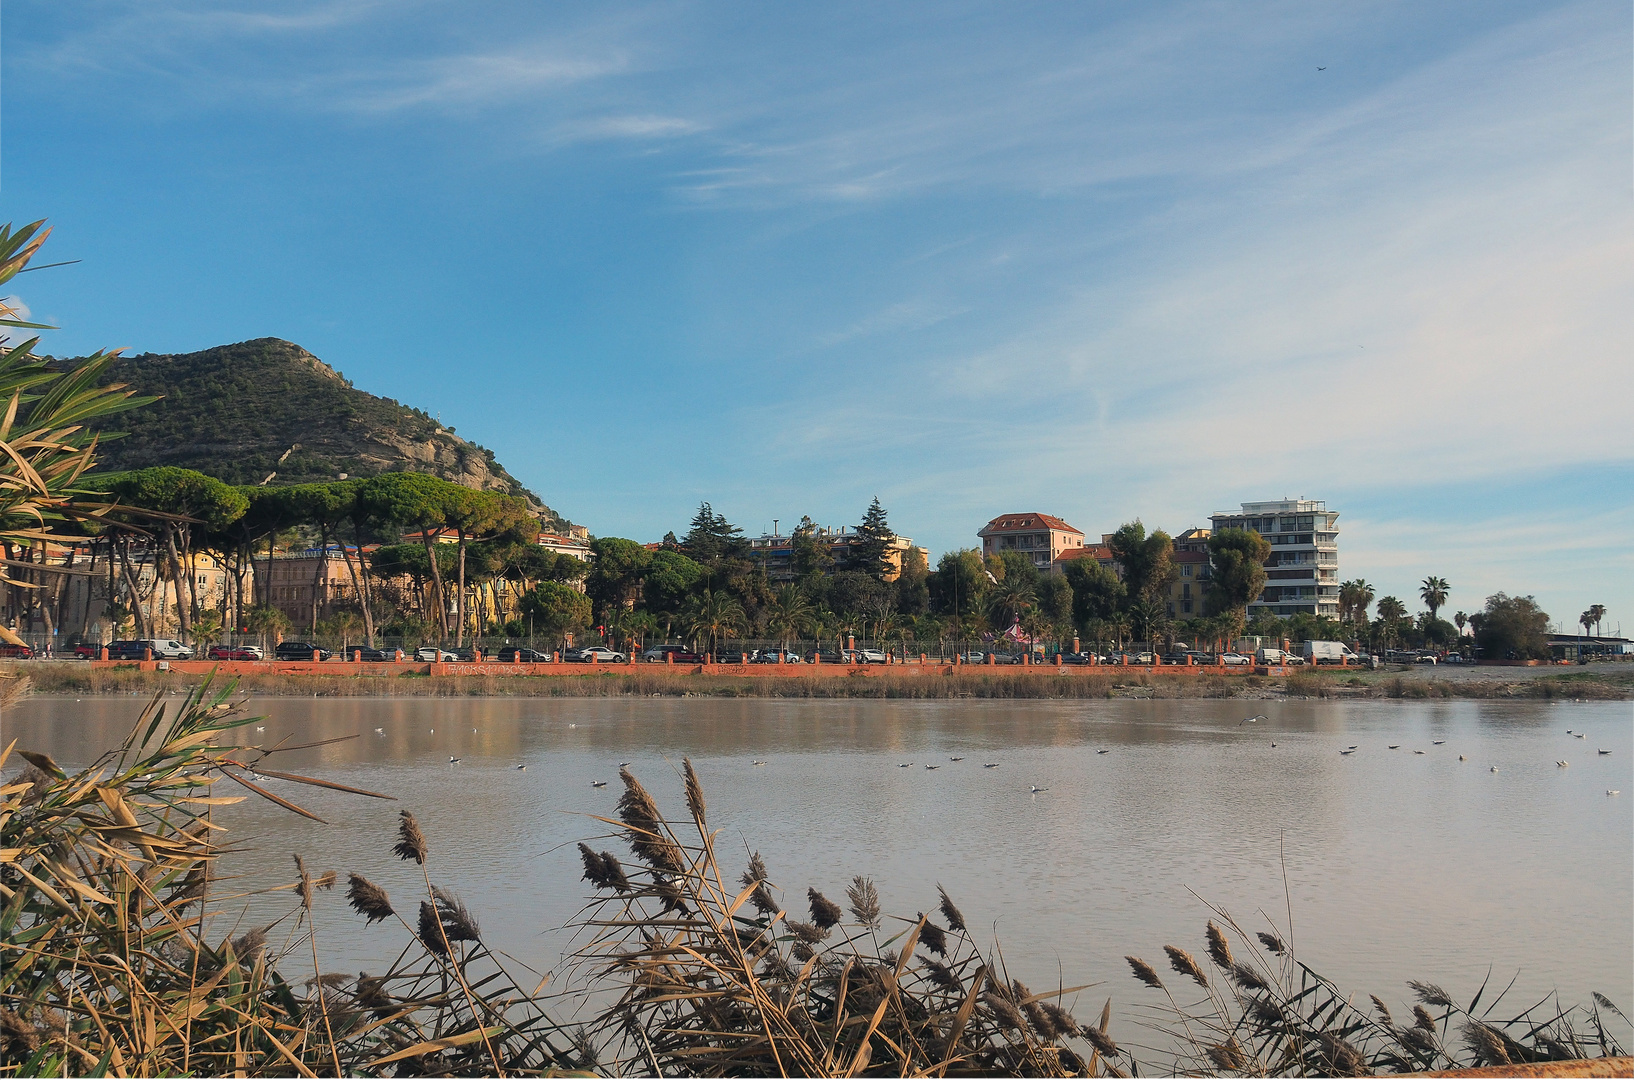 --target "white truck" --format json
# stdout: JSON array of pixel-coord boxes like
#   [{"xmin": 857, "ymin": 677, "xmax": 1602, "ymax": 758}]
[{"xmin": 1303, "ymin": 640, "xmax": 1360, "ymax": 665}]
